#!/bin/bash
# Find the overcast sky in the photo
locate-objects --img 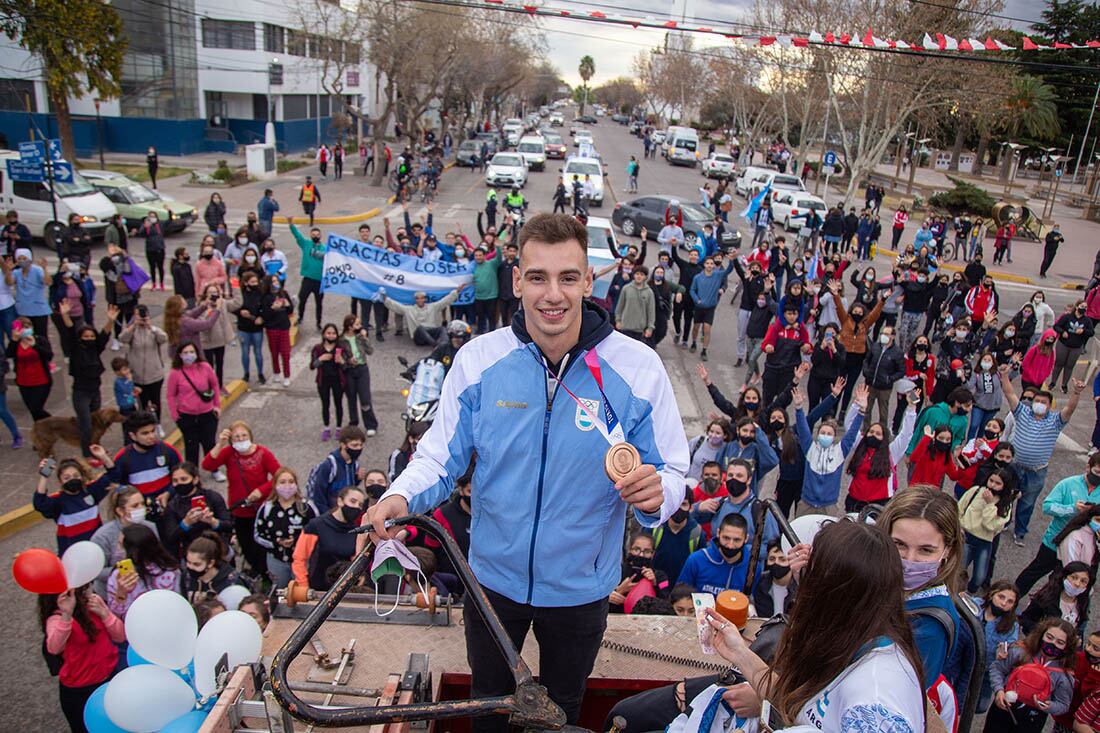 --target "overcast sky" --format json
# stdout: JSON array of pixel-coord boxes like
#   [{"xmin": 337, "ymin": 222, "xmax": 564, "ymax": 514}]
[{"xmin": 547, "ymin": 0, "xmax": 1047, "ymax": 86}]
